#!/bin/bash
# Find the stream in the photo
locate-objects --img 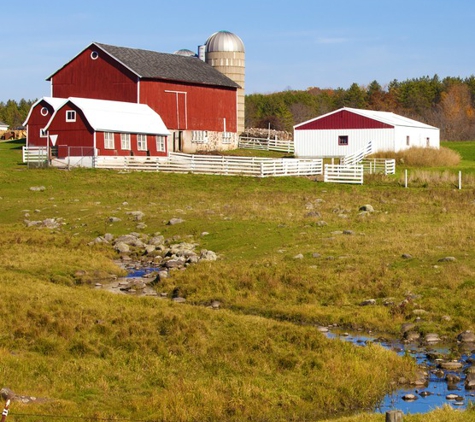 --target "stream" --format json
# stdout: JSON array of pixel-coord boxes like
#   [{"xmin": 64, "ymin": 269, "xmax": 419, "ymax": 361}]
[
  {"xmin": 325, "ymin": 330, "xmax": 475, "ymax": 414},
  {"xmin": 100, "ymin": 267, "xmax": 475, "ymax": 416}
]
